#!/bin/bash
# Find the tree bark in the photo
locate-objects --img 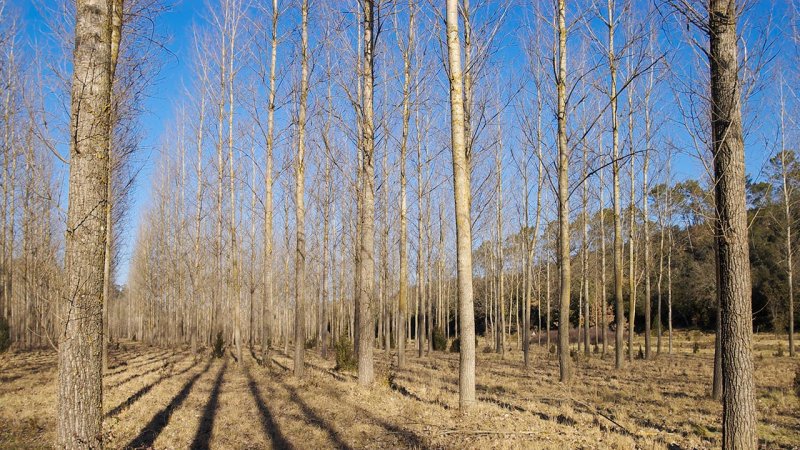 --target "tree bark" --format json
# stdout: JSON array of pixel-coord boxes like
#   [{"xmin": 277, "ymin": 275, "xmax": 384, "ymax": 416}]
[
  {"xmin": 396, "ymin": 0, "xmax": 414, "ymax": 368},
  {"xmin": 607, "ymin": 0, "xmax": 625, "ymax": 370},
  {"xmin": 102, "ymin": 0, "xmax": 123, "ymax": 373},
  {"xmin": 58, "ymin": 1, "xmax": 113, "ymax": 447},
  {"xmin": 262, "ymin": 0, "xmax": 279, "ymax": 368},
  {"xmin": 709, "ymin": 0, "xmax": 757, "ymax": 446},
  {"xmin": 294, "ymin": 0, "xmax": 309, "ymax": 378},
  {"xmin": 357, "ymin": 0, "xmax": 376, "ymax": 386},
  {"xmin": 446, "ymin": 0, "xmax": 476, "ymax": 410},
  {"xmin": 555, "ymin": 0, "xmax": 571, "ymax": 383}
]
